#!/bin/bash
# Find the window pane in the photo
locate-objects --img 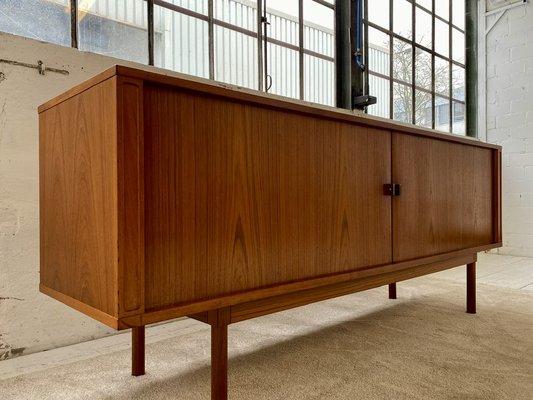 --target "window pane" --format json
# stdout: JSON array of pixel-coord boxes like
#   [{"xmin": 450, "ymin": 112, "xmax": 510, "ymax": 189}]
[
  {"xmin": 304, "ymin": 0, "xmax": 334, "ymax": 32},
  {"xmin": 368, "ymin": 28, "xmax": 390, "ymax": 75},
  {"xmin": 0, "ymin": 0, "xmax": 70, "ymax": 46},
  {"xmin": 416, "ymin": 0, "xmax": 432, "ymax": 11},
  {"xmin": 452, "ymin": 65, "xmax": 465, "ymax": 101},
  {"xmin": 304, "ymin": 0, "xmax": 334, "ymax": 56},
  {"xmin": 393, "ymin": 82, "xmax": 413, "ymax": 123},
  {"xmin": 435, "ymin": 0, "xmax": 450, "ymax": 21},
  {"xmin": 415, "ymin": 90, "xmax": 432, "ymax": 128},
  {"xmin": 393, "ymin": 0, "xmax": 412, "ymax": 40},
  {"xmin": 215, "ymin": 26, "xmax": 258, "ymax": 89},
  {"xmin": 266, "ymin": 0, "xmax": 298, "ymax": 18},
  {"xmin": 267, "ymin": 2, "xmax": 299, "ymax": 47},
  {"xmin": 452, "ymin": 0, "xmax": 465, "ymax": 30},
  {"xmin": 452, "ymin": 28, "xmax": 465, "ymax": 63},
  {"xmin": 415, "ymin": 49, "xmax": 432, "ymax": 90},
  {"xmin": 79, "ymin": 0, "xmax": 148, "ymax": 64},
  {"xmin": 304, "ymin": 55, "xmax": 334, "ymax": 106},
  {"xmin": 267, "ymin": 43, "xmax": 299, "ymax": 99},
  {"xmin": 435, "ymin": 19, "xmax": 449, "ymax": 57},
  {"xmin": 393, "ymin": 38, "xmax": 412, "ymax": 84},
  {"xmin": 452, "ymin": 101, "xmax": 466, "ymax": 135},
  {"xmin": 154, "ymin": 7, "xmax": 209, "ymax": 78},
  {"xmin": 415, "ymin": 8, "xmax": 432, "ymax": 50},
  {"xmin": 167, "ymin": 0, "xmax": 208, "ymax": 15},
  {"xmin": 368, "ymin": 75, "xmax": 390, "ymax": 118},
  {"xmin": 215, "ymin": 0, "xmax": 256, "ymax": 31},
  {"xmin": 368, "ymin": 0, "xmax": 389, "ymax": 29},
  {"xmin": 435, "ymin": 57, "xmax": 450, "ymax": 96},
  {"xmin": 435, "ymin": 96, "xmax": 450, "ymax": 132}
]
